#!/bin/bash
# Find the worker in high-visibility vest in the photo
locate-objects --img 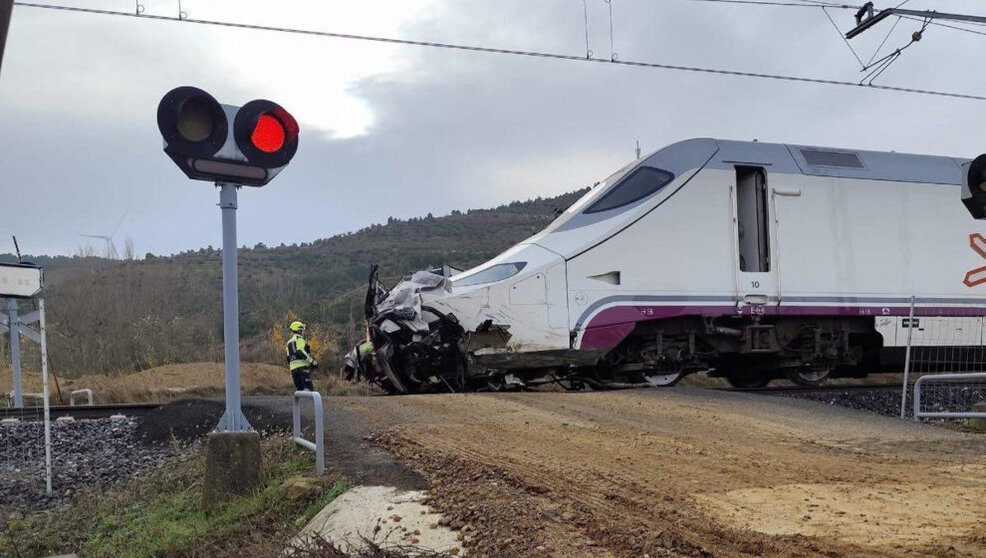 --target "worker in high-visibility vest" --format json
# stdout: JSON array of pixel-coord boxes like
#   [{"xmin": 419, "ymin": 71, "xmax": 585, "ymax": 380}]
[
  {"xmin": 343, "ymin": 339, "xmax": 375, "ymax": 381},
  {"xmin": 286, "ymin": 321, "xmax": 318, "ymax": 391}
]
